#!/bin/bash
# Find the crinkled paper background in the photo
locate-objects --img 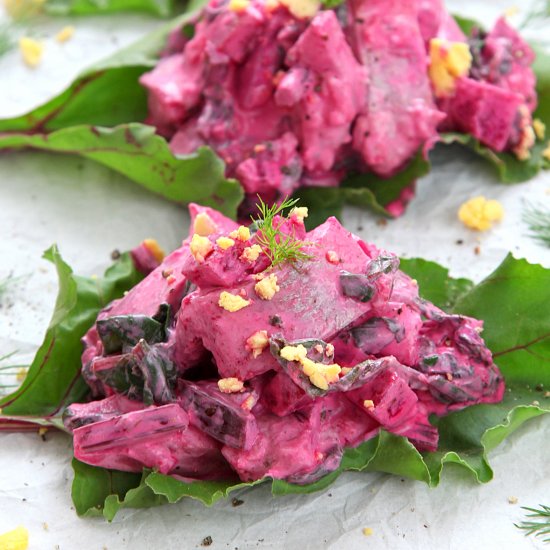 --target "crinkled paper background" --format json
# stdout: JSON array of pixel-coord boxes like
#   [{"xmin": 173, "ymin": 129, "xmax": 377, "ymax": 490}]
[{"xmin": 1, "ymin": 1, "xmax": 549, "ymax": 548}]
